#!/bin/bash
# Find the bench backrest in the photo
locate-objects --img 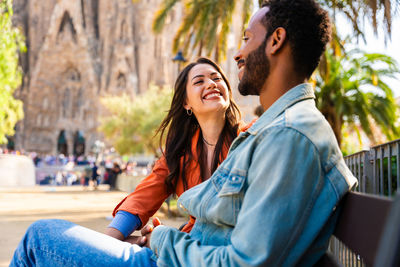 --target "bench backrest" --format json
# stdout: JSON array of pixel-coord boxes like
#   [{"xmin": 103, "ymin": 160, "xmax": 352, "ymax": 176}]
[
  {"xmin": 374, "ymin": 192, "xmax": 400, "ymax": 266},
  {"xmin": 316, "ymin": 192, "xmax": 400, "ymax": 267}
]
